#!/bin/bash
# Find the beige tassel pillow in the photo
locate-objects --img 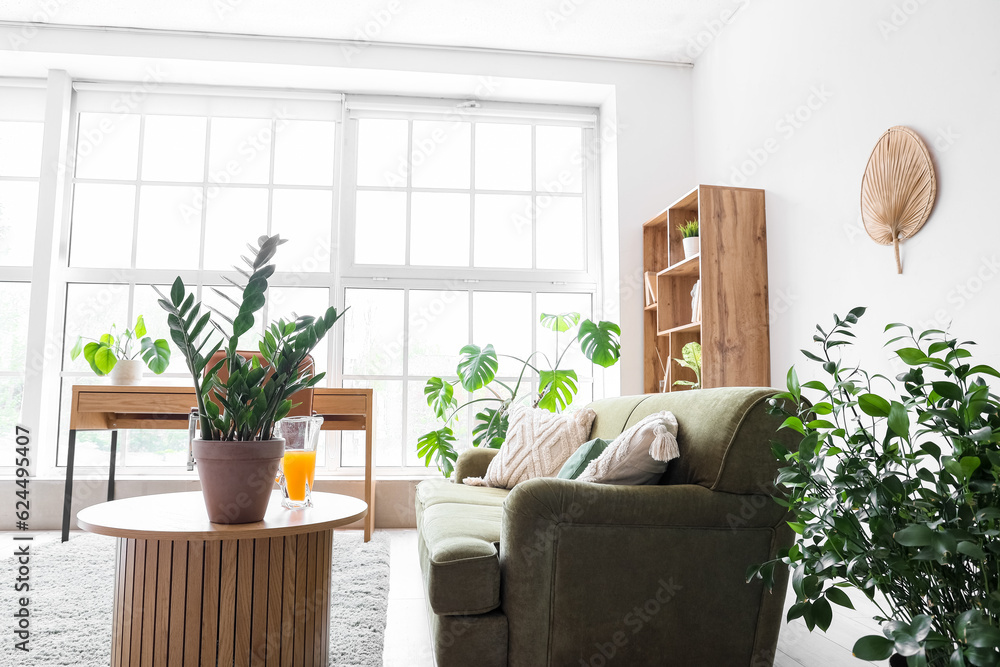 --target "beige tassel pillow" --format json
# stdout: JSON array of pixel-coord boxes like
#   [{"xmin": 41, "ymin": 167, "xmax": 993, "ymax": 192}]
[
  {"xmin": 576, "ymin": 411, "xmax": 679, "ymax": 485},
  {"xmin": 464, "ymin": 404, "xmax": 596, "ymax": 489}
]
